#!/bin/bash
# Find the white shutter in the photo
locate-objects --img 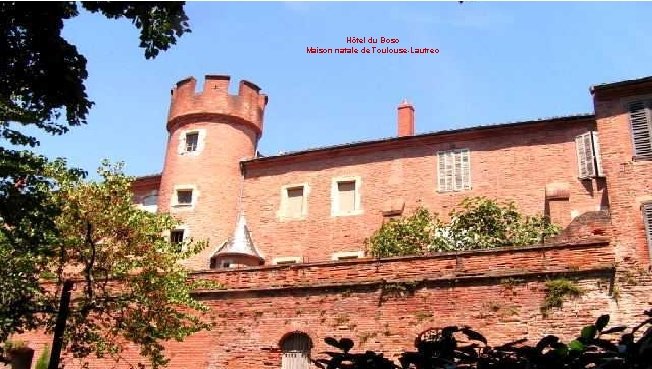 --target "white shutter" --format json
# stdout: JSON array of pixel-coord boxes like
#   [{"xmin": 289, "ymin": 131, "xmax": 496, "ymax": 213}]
[
  {"xmin": 438, "ymin": 150, "xmax": 471, "ymax": 192},
  {"xmin": 461, "ymin": 149, "xmax": 471, "ymax": 190},
  {"xmin": 629, "ymin": 101, "xmax": 652, "ymax": 159},
  {"xmin": 590, "ymin": 131, "xmax": 604, "ymax": 177},
  {"xmin": 643, "ymin": 203, "xmax": 652, "ymax": 259}
]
